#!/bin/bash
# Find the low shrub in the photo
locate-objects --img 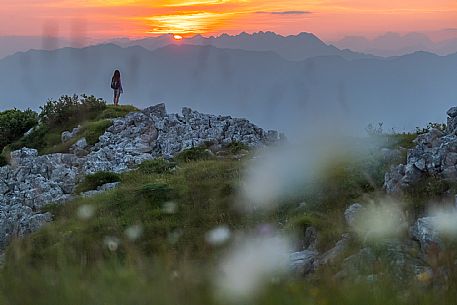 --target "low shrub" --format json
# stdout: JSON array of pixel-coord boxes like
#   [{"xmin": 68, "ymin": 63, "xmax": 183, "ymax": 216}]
[
  {"xmin": 39, "ymin": 94, "xmax": 106, "ymax": 129},
  {"xmin": 97, "ymin": 105, "xmax": 139, "ymax": 120},
  {"xmin": 139, "ymin": 158, "xmax": 176, "ymax": 175},
  {"xmin": 175, "ymin": 147, "xmax": 214, "ymax": 163},
  {"xmin": 225, "ymin": 141, "xmax": 249, "ymax": 154},
  {"xmin": 84, "ymin": 119, "xmax": 113, "ymax": 145},
  {"xmin": 76, "ymin": 171, "xmax": 121, "ymax": 193},
  {"xmin": 0, "ymin": 109, "xmax": 38, "ymax": 151},
  {"xmin": 9, "ymin": 125, "xmax": 49, "ymax": 152},
  {"xmin": 136, "ymin": 183, "xmax": 172, "ymax": 203}
]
